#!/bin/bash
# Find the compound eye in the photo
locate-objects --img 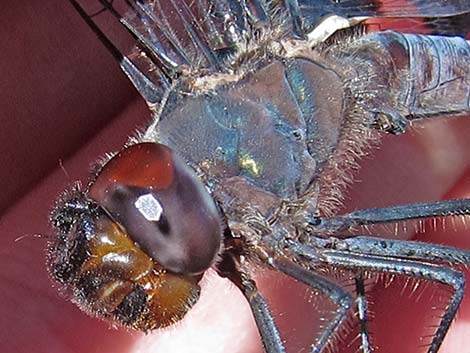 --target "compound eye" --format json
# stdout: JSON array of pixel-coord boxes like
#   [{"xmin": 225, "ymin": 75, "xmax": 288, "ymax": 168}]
[{"xmin": 89, "ymin": 143, "xmax": 222, "ymax": 275}]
